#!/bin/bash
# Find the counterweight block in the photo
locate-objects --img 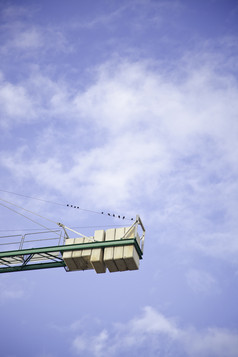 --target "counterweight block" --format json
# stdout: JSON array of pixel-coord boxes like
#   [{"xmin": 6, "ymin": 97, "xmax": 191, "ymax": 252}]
[{"xmin": 62, "ymin": 216, "xmax": 145, "ymax": 274}]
